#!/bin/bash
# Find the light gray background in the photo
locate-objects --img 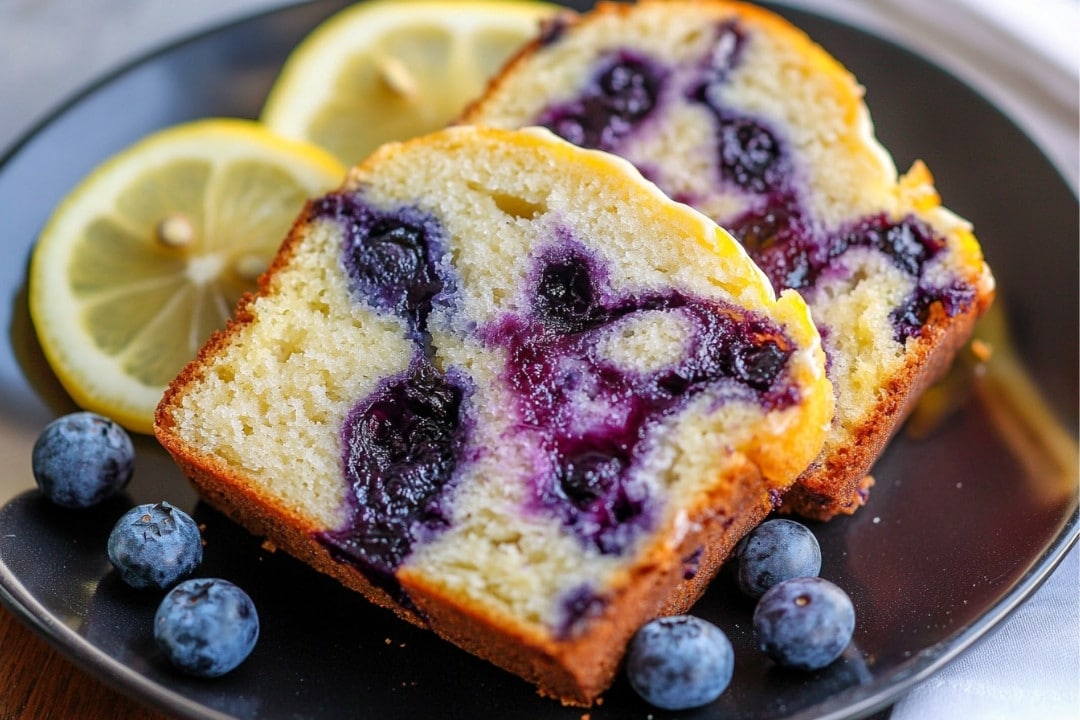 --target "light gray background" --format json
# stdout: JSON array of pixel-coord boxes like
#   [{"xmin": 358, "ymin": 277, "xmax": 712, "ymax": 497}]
[{"xmin": 3, "ymin": 0, "xmax": 1076, "ymax": 190}]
